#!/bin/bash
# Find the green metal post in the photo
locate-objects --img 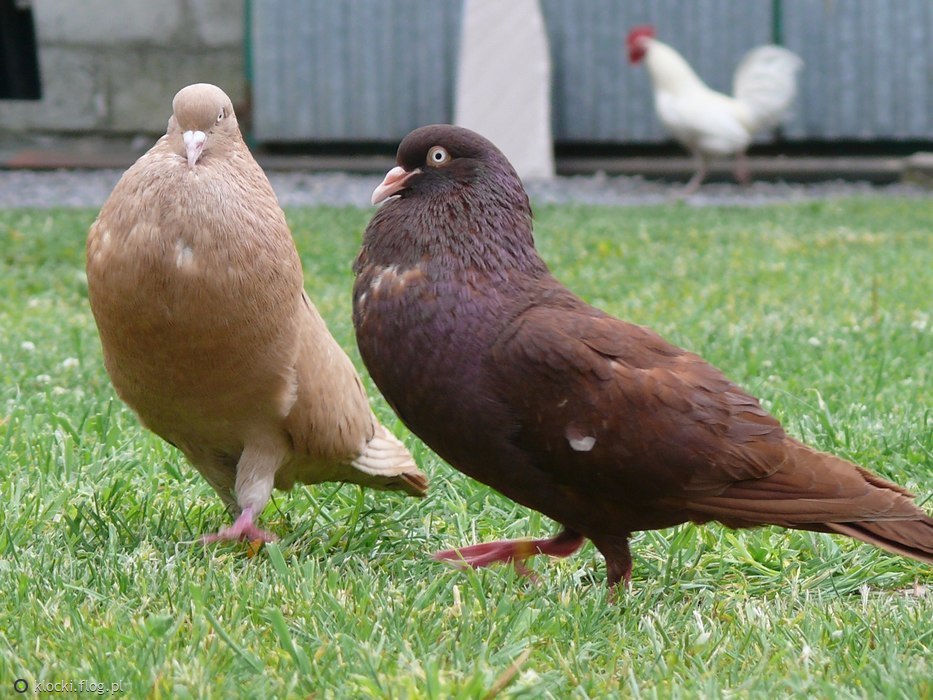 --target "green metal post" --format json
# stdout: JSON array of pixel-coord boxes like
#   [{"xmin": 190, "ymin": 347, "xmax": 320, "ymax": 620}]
[
  {"xmin": 771, "ymin": 0, "xmax": 784, "ymax": 45},
  {"xmin": 243, "ymin": 0, "xmax": 254, "ymax": 147}
]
